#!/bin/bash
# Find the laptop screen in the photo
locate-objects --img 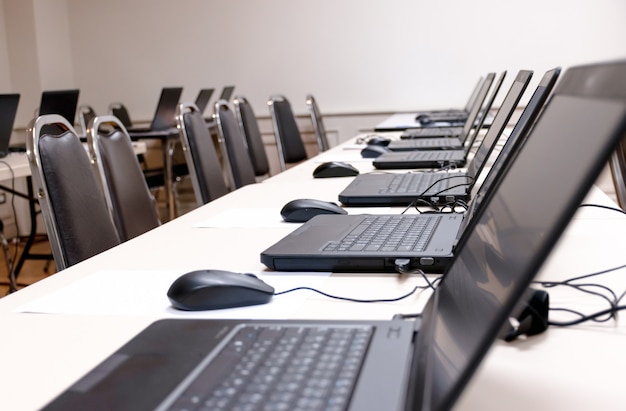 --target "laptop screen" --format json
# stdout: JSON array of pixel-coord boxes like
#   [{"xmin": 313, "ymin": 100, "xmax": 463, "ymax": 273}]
[
  {"xmin": 150, "ymin": 87, "xmax": 183, "ymax": 131},
  {"xmin": 409, "ymin": 61, "xmax": 626, "ymax": 411},
  {"xmin": 39, "ymin": 89, "xmax": 80, "ymax": 125},
  {"xmin": 0, "ymin": 94, "xmax": 20, "ymax": 157},
  {"xmin": 194, "ymin": 88, "xmax": 214, "ymax": 115}
]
